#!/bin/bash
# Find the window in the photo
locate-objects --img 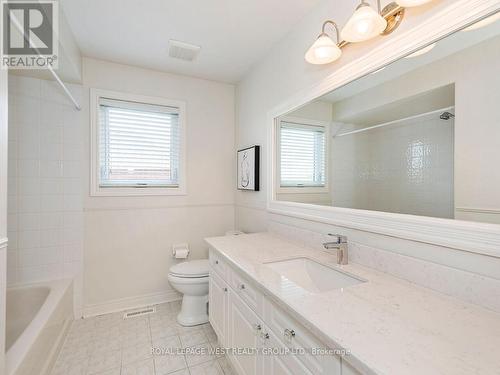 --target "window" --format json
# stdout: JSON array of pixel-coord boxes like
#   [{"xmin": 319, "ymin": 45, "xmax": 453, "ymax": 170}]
[
  {"xmin": 91, "ymin": 89, "xmax": 186, "ymax": 196},
  {"xmin": 279, "ymin": 120, "xmax": 327, "ymax": 188}
]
